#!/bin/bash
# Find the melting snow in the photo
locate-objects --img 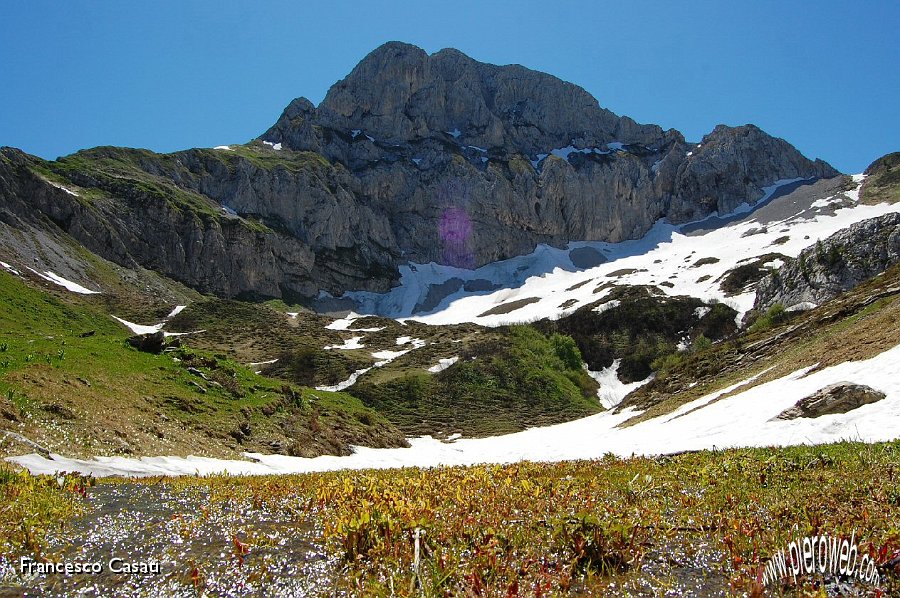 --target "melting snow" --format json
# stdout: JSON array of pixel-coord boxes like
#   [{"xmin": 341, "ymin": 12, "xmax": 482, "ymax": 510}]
[
  {"xmin": 167, "ymin": 305, "xmax": 187, "ymax": 318},
  {"xmin": 26, "ymin": 268, "xmax": 99, "ymax": 294},
  {"xmin": 247, "ymin": 358, "xmax": 278, "ymax": 374},
  {"xmin": 316, "ymin": 367, "xmax": 372, "ymax": 393},
  {"xmin": 587, "ymin": 360, "xmax": 653, "ymax": 409},
  {"xmin": 325, "ymin": 336, "xmax": 365, "ymax": 350},
  {"xmin": 371, "ymin": 348, "xmax": 411, "ymax": 361},
  {"xmin": 786, "ymin": 301, "xmax": 818, "ymax": 312},
  {"xmin": 346, "ymin": 176, "xmax": 900, "ymax": 327},
  {"xmin": 16, "ymin": 342, "xmax": 900, "ymax": 477},
  {"xmin": 326, "ymin": 312, "xmax": 364, "ymax": 330},
  {"xmin": 1, "ymin": 261, "xmax": 20, "ymax": 275},
  {"xmin": 428, "ymin": 356, "xmax": 459, "ymax": 373},
  {"xmin": 48, "ymin": 181, "xmax": 80, "ymax": 197},
  {"xmin": 446, "ymin": 128, "xmax": 461, "ymax": 138},
  {"xmin": 262, "ymin": 141, "xmax": 283, "ymax": 151},
  {"xmin": 112, "ymin": 316, "xmax": 164, "ymax": 336},
  {"xmin": 213, "ymin": 145, "xmax": 233, "ymax": 151},
  {"xmin": 592, "ymin": 299, "xmax": 620, "ymax": 314}
]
